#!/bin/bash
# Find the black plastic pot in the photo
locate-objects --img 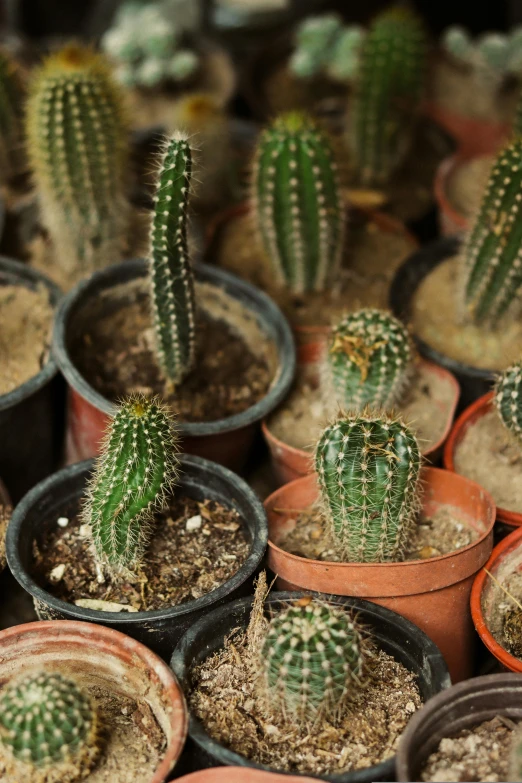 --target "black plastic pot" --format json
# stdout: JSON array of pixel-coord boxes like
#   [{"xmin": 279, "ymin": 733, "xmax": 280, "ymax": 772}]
[
  {"xmin": 52, "ymin": 258, "xmax": 295, "ymax": 472},
  {"xmin": 6, "ymin": 454, "xmax": 268, "ymax": 660},
  {"xmin": 170, "ymin": 591, "xmax": 451, "ymax": 783},
  {"xmin": 395, "ymin": 673, "xmax": 522, "ymax": 781},
  {"xmin": 0, "ymin": 256, "xmax": 64, "ymax": 502},
  {"xmin": 389, "ymin": 236, "xmax": 495, "ymax": 410}
]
